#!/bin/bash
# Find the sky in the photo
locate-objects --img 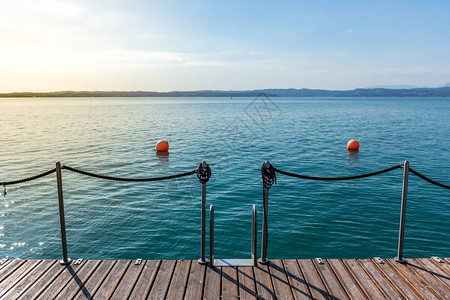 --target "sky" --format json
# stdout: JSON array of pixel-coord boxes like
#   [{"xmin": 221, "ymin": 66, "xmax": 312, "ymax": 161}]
[{"xmin": 1, "ymin": 0, "xmax": 450, "ymax": 92}]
